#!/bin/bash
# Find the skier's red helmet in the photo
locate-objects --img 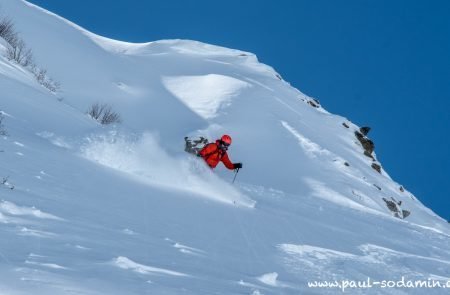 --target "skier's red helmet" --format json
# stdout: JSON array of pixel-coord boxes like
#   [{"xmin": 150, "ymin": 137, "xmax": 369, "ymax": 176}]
[{"xmin": 221, "ymin": 134, "xmax": 232, "ymax": 145}]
